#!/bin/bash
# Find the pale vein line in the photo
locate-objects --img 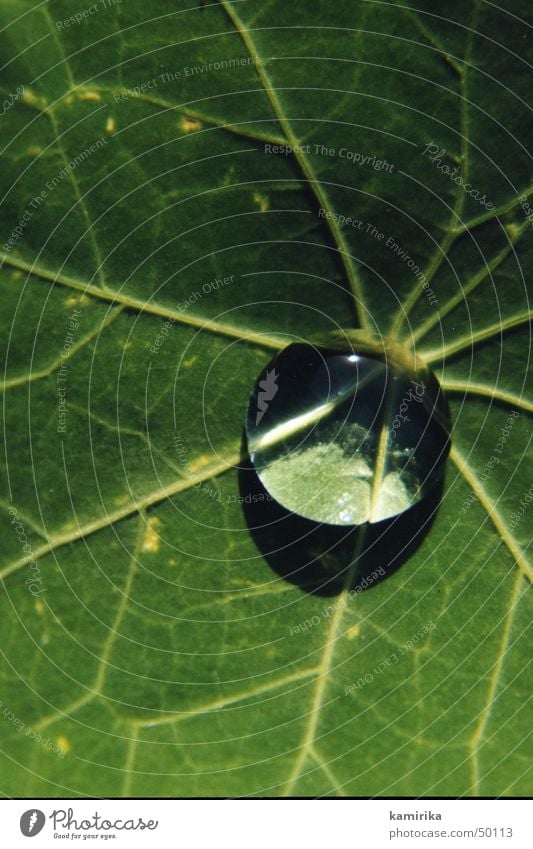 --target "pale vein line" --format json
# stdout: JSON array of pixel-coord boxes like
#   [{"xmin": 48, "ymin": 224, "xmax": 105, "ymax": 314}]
[
  {"xmin": 449, "ymin": 445, "xmax": 532, "ymax": 582},
  {"xmin": 281, "ymin": 538, "xmax": 364, "ymax": 796},
  {"xmin": 389, "ymin": 0, "xmax": 478, "ymax": 337},
  {"xmin": 174, "ymin": 581, "xmax": 303, "ymax": 621},
  {"xmin": 452, "ymin": 184, "xmax": 533, "ymax": 235},
  {"xmin": 279, "ymin": 396, "xmax": 392, "ymax": 788},
  {"xmin": 42, "ymin": 6, "xmax": 107, "ymax": 289},
  {"xmin": 92, "ymin": 514, "xmax": 144, "ymax": 694},
  {"xmin": 388, "ymin": 219, "xmax": 455, "ymax": 340},
  {"xmin": 35, "ymin": 605, "xmax": 312, "ymax": 738},
  {"xmin": 41, "ymin": 5, "xmax": 76, "ymax": 92},
  {"xmin": 35, "ymin": 693, "xmax": 94, "ymax": 733},
  {"xmin": 1, "ymin": 306, "xmax": 123, "ymax": 391},
  {"xmin": 389, "ymin": 95, "xmax": 467, "ymax": 335},
  {"xmin": 468, "ymin": 571, "xmax": 527, "ymax": 795},
  {"xmin": 5, "ymin": 3, "xmax": 529, "ymax": 796},
  {"xmin": 68, "ymin": 401, "xmax": 186, "ymax": 477},
  {"xmin": 482, "ymin": 723, "xmax": 532, "ymax": 795},
  {"xmin": 411, "ymin": 224, "xmax": 529, "ymax": 346},
  {"xmin": 0, "ymin": 451, "xmax": 241, "ymax": 584},
  {"xmin": 121, "ymin": 727, "xmax": 139, "ymax": 797},
  {"xmin": 369, "ymin": 384, "xmax": 394, "ymax": 521},
  {"xmin": 134, "ymin": 666, "xmax": 319, "ymax": 728},
  {"xmin": 84, "ymin": 83, "xmax": 287, "ymax": 147},
  {"xmin": 440, "ymin": 380, "xmax": 533, "ymax": 414},
  {"xmin": 393, "ymin": 0, "xmax": 463, "ymax": 75},
  {"xmin": 421, "ymin": 311, "xmax": 532, "ymax": 363},
  {"xmin": 310, "ymin": 747, "xmax": 347, "ymax": 797},
  {"xmin": 0, "ymin": 498, "xmax": 47, "ymax": 538},
  {"xmin": 35, "ymin": 515, "xmax": 145, "ymax": 733},
  {"xmin": 0, "ymin": 253, "xmax": 286, "ymax": 352},
  {"xmin": 35, "ymin": 511, "xmax": 147, "ymax": 731},
  {"xmin": 219, "ymin": 0, "xmax": 369, "ymax": 330}
]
